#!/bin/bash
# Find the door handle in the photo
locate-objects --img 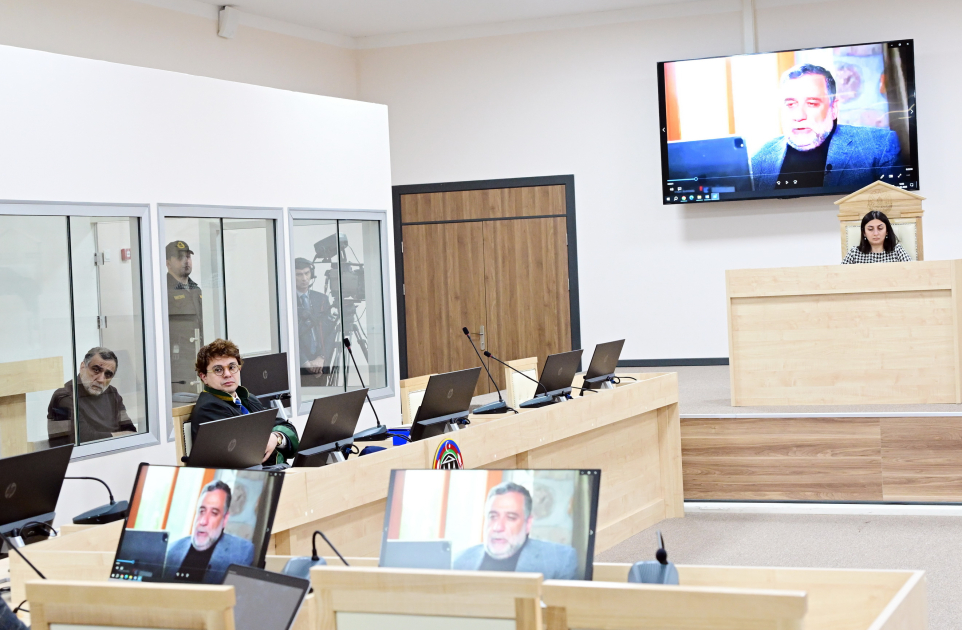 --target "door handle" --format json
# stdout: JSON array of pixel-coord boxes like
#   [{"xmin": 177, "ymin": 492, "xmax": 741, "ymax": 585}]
[{"xmin": 480, "ymin": 325, "xmax": 485, "ymax": 351}]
